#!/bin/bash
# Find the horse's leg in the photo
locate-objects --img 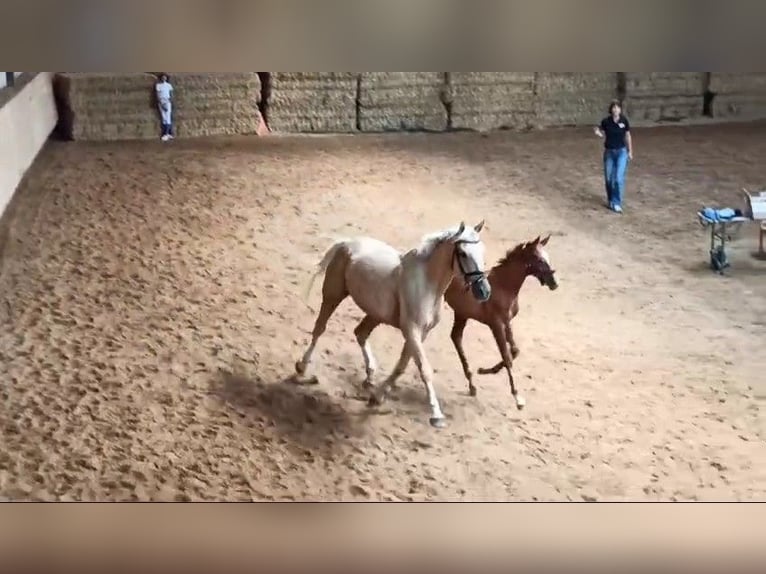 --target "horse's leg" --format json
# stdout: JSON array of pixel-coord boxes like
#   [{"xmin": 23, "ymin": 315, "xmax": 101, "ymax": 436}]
[
  {"xmin": 450, "ymin": 316, "xmax": 476, "ymax": 397},
  {"xmin": 295, "ymin": 297, "xmax": 343, "ymax": 377},
  {"xmin": 507, "ymin": 321, "xmax": 521, "ymax": 359},
  {"xmin": 478, "ymin": 360, "xmax": 505, "ymax": 375},
  {"xmin": 354, "ymin": 315, "xmax": 381, "ymax": 389},
  {"xmin": 509, "ymin": 301, "xmax": 521, "ymax": 358},
  {"xmin": 382, "ymin": 324, "xmax": 433, "ymax": 393},
  {"xmin": 404, "ymin": 326, "xmax": 447, "ymax": 428},
  {"xmin": 295, "ymin": 271, "xmax": 347, "ymax": 377},
  {"xmin": 478, "ymin": 321, "xmax": 518, "ymax": 375},
  {"xmin": 368, "ymin": 343, "xmax": 411, "ymax": 405},
  {"xmin": 489, "ymin": 322, "xmax": 525, "ymax": 410}
]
